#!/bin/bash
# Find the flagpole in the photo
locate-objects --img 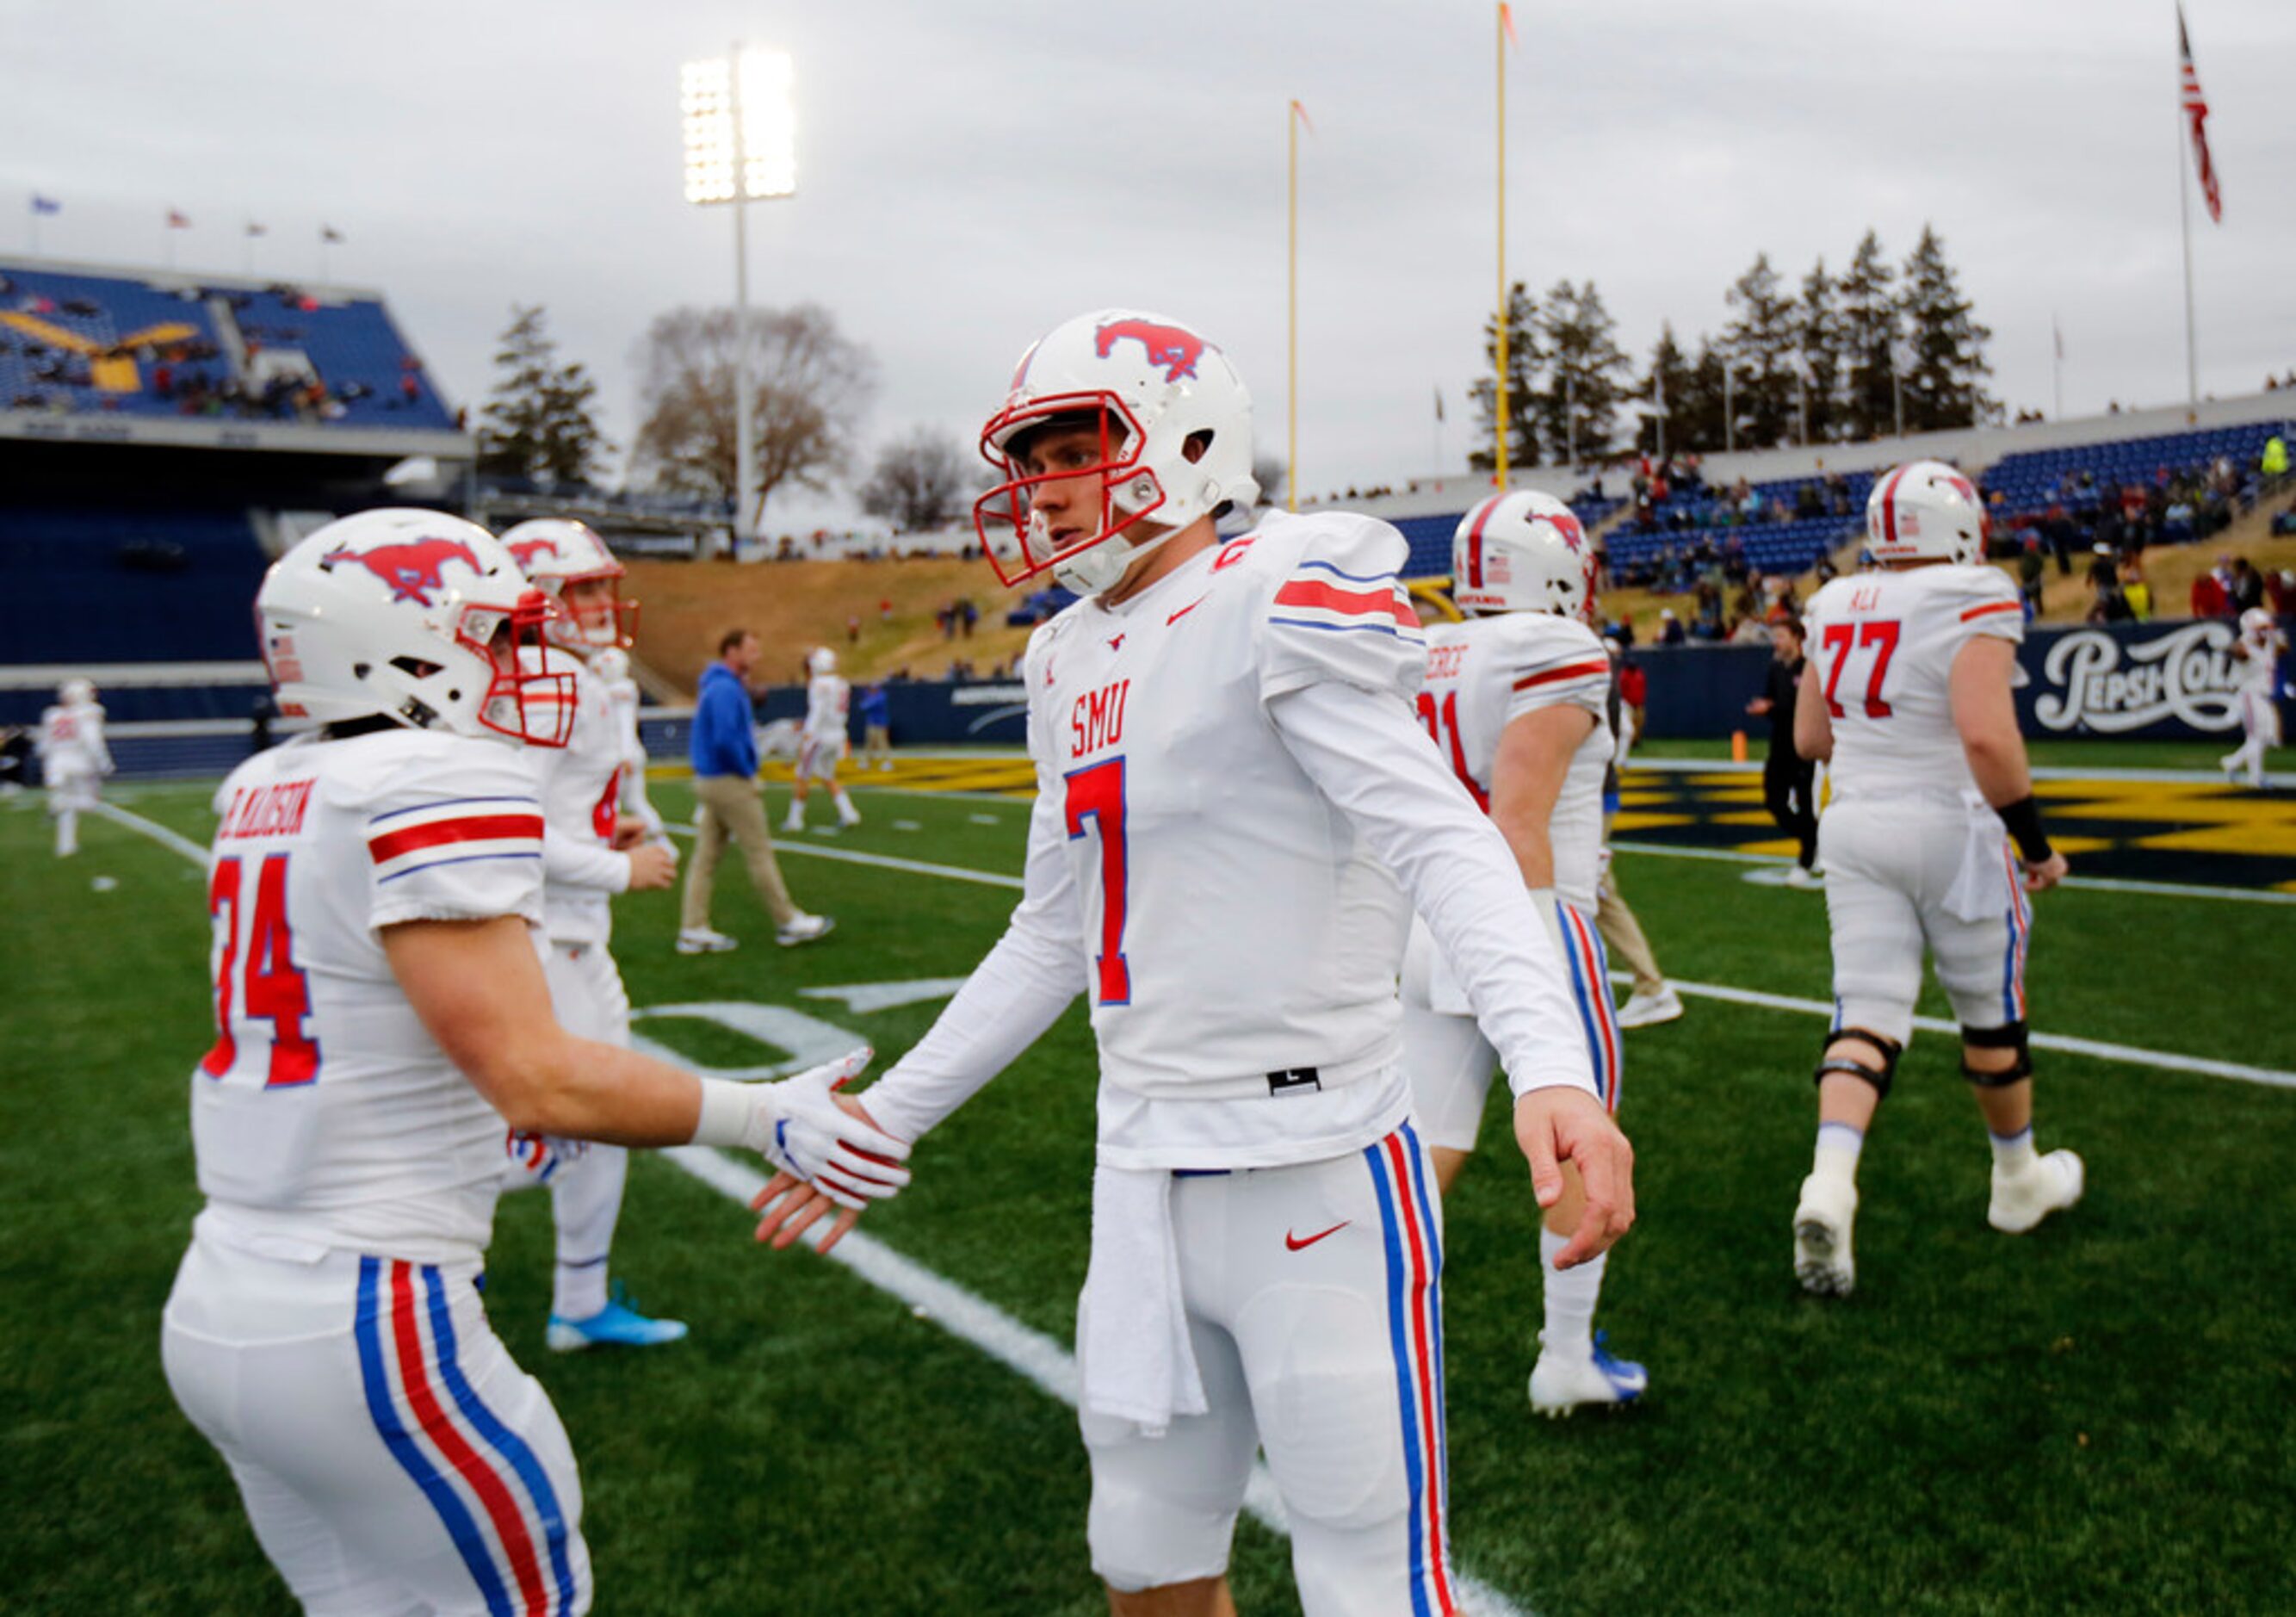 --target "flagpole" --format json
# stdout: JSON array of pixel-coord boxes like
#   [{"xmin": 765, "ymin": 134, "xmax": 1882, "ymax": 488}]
[
  {"xmin": 2175, "ymin": 90, "xmax": 2197, "ymax": 409},
  {"xmin": 1494, "ymin": 3, "xmax": 1509, "ymax": 491},
  {"xmin": 2052, "ymin": 313, "xmax": 2064, "ymax": 421},
  {"xmin": 1287, "ymin": 99, "xmax": 1299, "ymax": 513}
]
